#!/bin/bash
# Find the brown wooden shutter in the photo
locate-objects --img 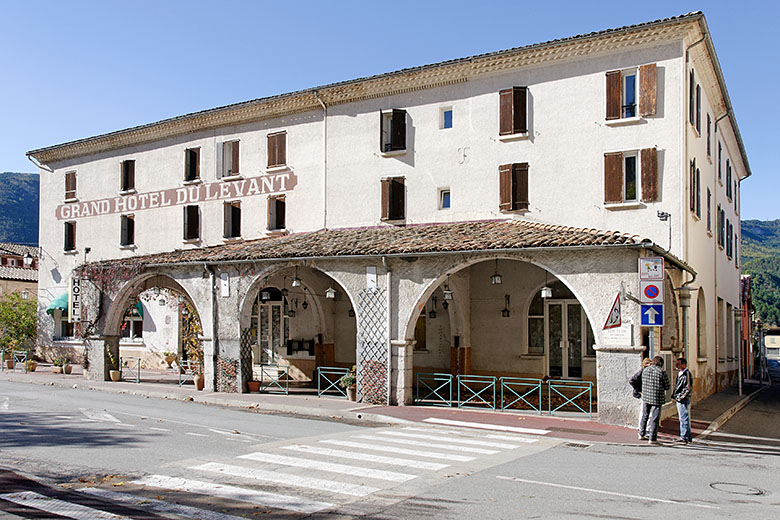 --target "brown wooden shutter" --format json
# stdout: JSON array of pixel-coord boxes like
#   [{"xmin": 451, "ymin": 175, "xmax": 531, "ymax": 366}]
[
  {"xmin": 499, "ymin": 164, "xmax": 512, "ymax": 209},
  {"xmin": 125, "ymin": 160, "xmax": 135, "ymax": 190},
  {"xmin": 380, "ymin": 178, "xmax": 391, "ymax": 220},
  {"xmin": 604, "ymin": 152, "xmax": 623, "ymax": 203},
  {"xmin": 194, "ymin": 148, "xmax": 200, "ymax": 179},
  {"xmin": 231, "ymin": 141, "xmax": 240, "ymax": 174},
  {"xmin": 277, "ymin": 132, "xmax": 286, "ymax": 166},
  {"xmin": 121, "ymin": 216, "xmax": 128, "ymax": 245},
  {"xmin": 65, "ymin": 172, "xmax": 76, "ymax": 199},
  {"xmin": 379, "ymin": 110, "xmax": 385, "ymax": 152},
  {"xmin": 606, "ymin": 71, "xmax": 622, "ymax": 120},
  {"xmin": 391, "ymin": 109, "xmax": 406, "ymax": 151},
  {"xmin": 639, "ymin": 63, "xmax": 657, "ymax": 117},
  {"xmin": 513, "ymin": 87, "xmax": 527, "ymax": 133},
  {"xmin": 499, "ymin": 89, "xmax": 514, "ymax": 135},
  {"xmin": 267, "ymin": 134, "xmax": 275, "ymax": 168},
  {"xmin": 513, "ymin": 163, "xmax": 529, "ymax": 210},
  {"xmin": 640, "ymin": 148, "xmax": 658, "ymax": 202}
]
